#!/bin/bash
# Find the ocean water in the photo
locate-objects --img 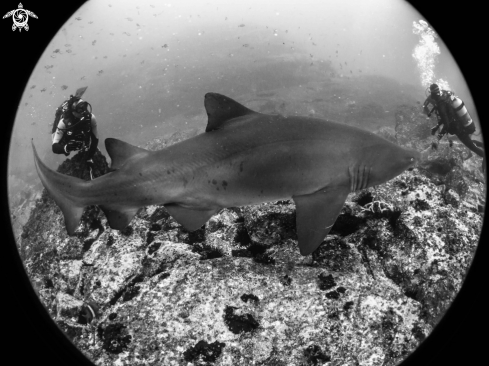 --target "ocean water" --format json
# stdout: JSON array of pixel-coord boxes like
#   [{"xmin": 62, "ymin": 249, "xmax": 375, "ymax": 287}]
[{"xmin": 6, "ymin": 0, "xmax": 483, "ymax": 364}]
